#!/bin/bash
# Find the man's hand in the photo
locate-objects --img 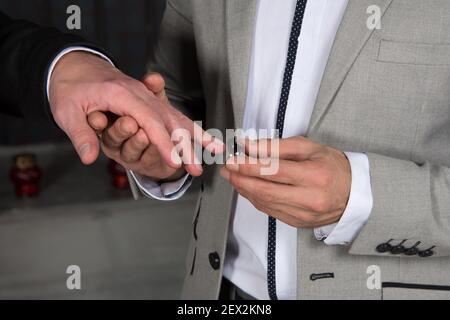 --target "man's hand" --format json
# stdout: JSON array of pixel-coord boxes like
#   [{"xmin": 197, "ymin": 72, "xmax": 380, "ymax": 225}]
[
  {"xmin": 88, "ymin": 111, "xmax": 191, "ymax": 182},
  {"xmin": 48, "ymin": 52, "xmax": 221, "ymax": 167},
  {"xmin": 87, "ymin": 73, "xmax": 207, "ymax": 181},
  {"xmin": 220, "ymin": 137, "xmax": 352, "ymax": 228}
]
